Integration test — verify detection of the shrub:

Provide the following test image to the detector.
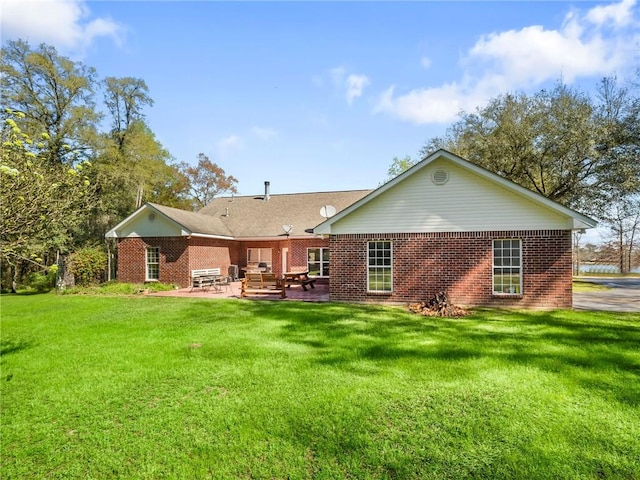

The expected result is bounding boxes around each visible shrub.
[67,246,107,286]
[27,272,52,292]
[26,265,58,293]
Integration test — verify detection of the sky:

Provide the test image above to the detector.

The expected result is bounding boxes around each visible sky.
[2,0,639,218]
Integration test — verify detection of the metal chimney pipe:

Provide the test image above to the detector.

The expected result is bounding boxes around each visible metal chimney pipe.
[264,181,270,201]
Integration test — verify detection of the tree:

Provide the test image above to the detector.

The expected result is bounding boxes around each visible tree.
[179,153,238,209]
[383,155,416,184]
[0,40,101,165]
[87,76,190,241]
[89,121,191,240]
[601,195,640,273]
[416,80,640,215]
[593,76,640,209]
[1,111,94,291]
[103,77,154,150]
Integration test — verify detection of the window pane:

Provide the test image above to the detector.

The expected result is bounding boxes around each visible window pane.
[368,241,392,292]
[493,239,521,294]
[146,247,159,280]
[308,248,329,277]
[248,248,272,269]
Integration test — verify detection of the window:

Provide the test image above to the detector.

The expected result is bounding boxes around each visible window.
[368,241,392,292]
[493,239,522,295]
[247,248,272,271]
[307,248,329,277]
[146,246,159,281]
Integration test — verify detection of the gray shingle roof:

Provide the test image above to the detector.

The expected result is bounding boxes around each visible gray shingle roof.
[197,190,372,237]
[147,203,234,237]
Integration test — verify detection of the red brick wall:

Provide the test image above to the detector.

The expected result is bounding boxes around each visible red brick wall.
[117,237,331,286]
[188,237,237,279]
[117,237,189,286]
[329,230,573,309]
[117,236,243,287]
[289,238,330,273]
[235,239,330,276]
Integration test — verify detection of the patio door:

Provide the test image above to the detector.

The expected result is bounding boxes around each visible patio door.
[282,247,288,273]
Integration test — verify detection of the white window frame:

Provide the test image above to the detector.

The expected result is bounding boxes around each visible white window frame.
[146,246,160,281]
[247,248,272,271]
[307,247,329,277]
[492,239,522,295]
[367,241,393,293]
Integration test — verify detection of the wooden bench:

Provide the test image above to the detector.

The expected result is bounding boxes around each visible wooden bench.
[241,272,286,299]
[190,268,221,292]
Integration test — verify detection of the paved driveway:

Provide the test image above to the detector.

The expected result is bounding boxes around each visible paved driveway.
[574,277,640,313]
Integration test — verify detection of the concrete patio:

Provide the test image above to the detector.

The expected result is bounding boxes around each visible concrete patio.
[148,276,640,313]
[148,281,329,302]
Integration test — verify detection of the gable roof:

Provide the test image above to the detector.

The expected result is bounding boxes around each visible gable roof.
[105,190,372,239]
[313,149,597,234]
[199,189,372,238]
[105,203,234,239]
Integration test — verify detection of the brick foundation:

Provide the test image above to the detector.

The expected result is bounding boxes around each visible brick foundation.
[329,230,573,309]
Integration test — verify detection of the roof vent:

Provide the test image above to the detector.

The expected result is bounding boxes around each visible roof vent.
[264,181,270,201]
[432,169,449,186]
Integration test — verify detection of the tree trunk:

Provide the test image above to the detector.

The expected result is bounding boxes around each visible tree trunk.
[11,263,17,294]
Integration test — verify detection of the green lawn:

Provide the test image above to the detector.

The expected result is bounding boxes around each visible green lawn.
[2,295,639,479]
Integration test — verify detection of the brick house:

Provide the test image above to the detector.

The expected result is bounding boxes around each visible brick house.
[107,150,596,308]
[106,186,371,288]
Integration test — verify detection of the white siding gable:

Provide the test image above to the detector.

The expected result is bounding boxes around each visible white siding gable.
[113,209,188,238]
[329,158,573,234]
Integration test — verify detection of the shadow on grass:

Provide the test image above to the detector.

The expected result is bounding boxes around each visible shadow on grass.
[168,298,640,405]
[232,301,640,405]
[0,337,33,357]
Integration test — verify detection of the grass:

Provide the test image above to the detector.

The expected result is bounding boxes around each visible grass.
[1,295,639,479]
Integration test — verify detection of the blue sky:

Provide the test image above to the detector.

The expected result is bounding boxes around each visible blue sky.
[2,0,639,205]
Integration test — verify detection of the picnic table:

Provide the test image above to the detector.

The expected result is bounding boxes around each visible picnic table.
[283,271,317,291]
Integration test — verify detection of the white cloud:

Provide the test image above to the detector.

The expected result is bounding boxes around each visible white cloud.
[252,127,278,140]
[1,0,123,55]
[325,66,370,104]
[217,135,243,156]
[345,74,371,105]
[375,84,480,124]
[376,0,639,125]
[586,0,636,27]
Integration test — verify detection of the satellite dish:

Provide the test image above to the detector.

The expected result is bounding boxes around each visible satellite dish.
[281,224,293,235]
[320,205,336,218]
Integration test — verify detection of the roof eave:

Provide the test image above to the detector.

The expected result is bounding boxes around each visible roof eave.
[313,149,598,234]
[190,233,235,240]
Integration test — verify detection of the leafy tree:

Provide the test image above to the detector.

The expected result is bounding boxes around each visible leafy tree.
[179,153,238,209]
[104,76,154,150]
[415,80,639,216]
[1,111,94,291]
[89,121,190,240]
[383,155,415,184]
[0,40,101,165]
[593,76,640,208]
[600,195,640,273]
